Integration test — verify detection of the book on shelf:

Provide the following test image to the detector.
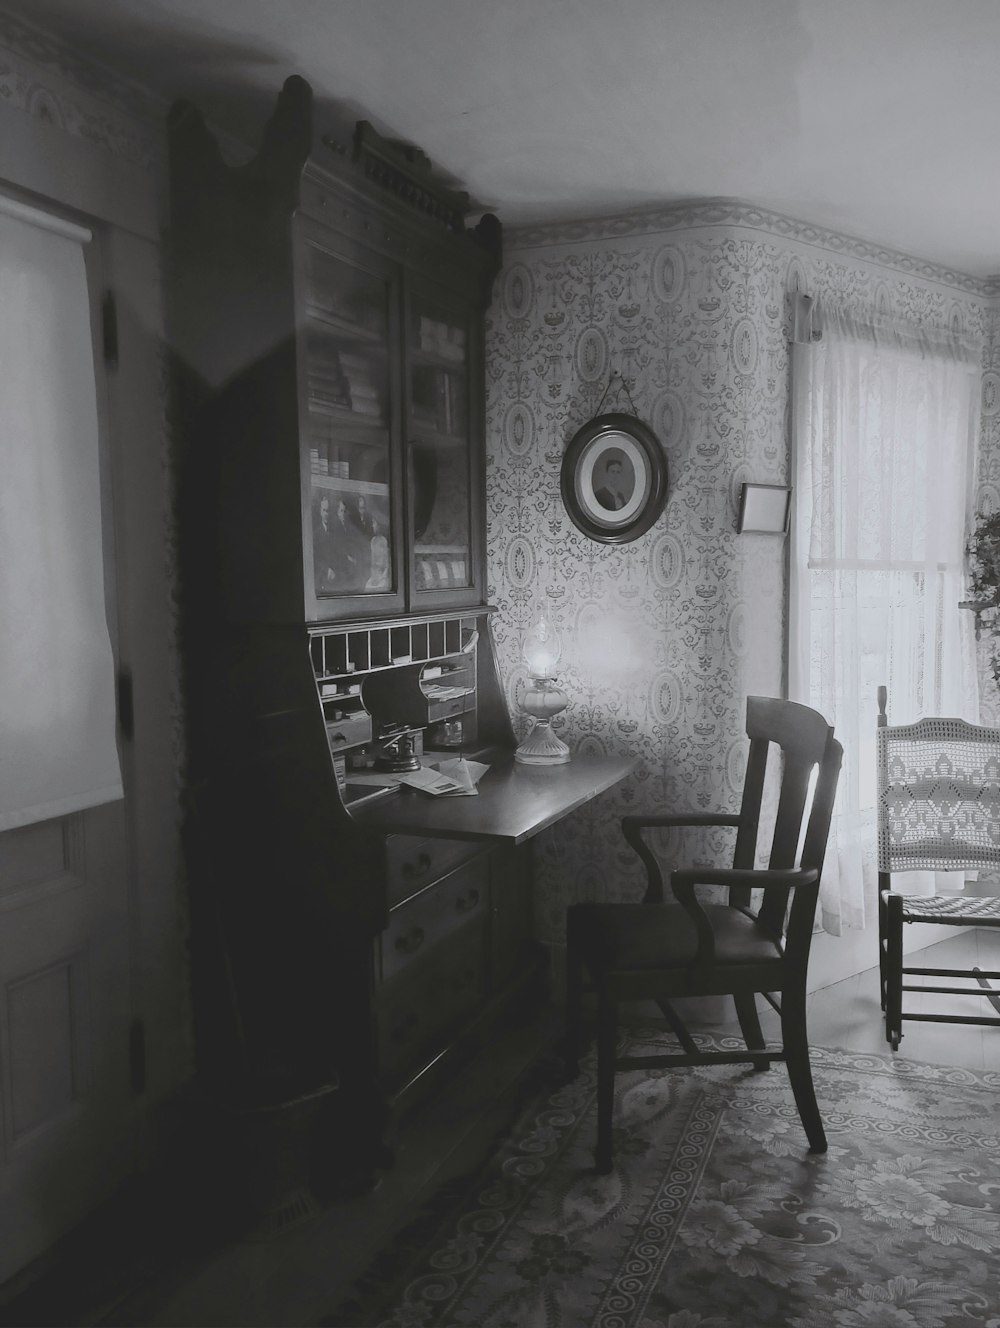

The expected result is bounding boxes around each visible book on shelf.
[338,348,380,371]
[447,374,467,433]
[310,391,353,411]
[347,388,381,407]
[306,293,381,337]
[308,368,350,387]
[423,683,473,700]
[350,399,382,419]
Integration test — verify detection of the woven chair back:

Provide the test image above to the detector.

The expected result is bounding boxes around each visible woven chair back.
[876,715,1000,874]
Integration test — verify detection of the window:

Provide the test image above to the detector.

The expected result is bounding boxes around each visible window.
[789,297,981,932]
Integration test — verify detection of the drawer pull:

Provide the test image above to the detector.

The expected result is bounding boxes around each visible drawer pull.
[402,852,432,880]
[454,888,481,915]
[394,926,425,956]
[330,731,348,744]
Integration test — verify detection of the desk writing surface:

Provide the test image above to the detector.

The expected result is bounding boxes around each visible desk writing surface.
[351,752,636,844]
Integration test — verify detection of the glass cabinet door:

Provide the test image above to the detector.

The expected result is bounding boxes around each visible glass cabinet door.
[299,234,402,612]
[407,285,479,603]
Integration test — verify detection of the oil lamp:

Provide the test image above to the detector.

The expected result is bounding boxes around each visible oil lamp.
[514,603,570,765]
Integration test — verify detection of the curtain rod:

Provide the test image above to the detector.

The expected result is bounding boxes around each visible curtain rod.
[0,192,91,243]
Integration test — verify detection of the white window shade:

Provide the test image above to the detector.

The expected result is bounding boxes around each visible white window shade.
[0,201,123,830]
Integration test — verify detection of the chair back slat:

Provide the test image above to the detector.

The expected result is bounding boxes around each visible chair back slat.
[762,733,843,938]
[769,751,819,870]
[731,697,835,921]
[732,738,768,876]
[801,735,843,875]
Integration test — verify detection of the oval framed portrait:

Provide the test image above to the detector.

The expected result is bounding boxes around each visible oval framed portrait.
[560,413,668,544]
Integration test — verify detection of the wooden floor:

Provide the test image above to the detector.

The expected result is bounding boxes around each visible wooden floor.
[783,926,1000,1072]
[4,929,998,1328]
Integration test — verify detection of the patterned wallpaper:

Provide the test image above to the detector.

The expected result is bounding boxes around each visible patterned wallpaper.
[0,6,162,167]
[484,202,997,948]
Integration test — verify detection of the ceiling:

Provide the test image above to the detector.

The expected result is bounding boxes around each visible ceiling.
[10,0,1000,276]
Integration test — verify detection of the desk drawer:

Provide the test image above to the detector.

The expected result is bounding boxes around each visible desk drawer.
[325,711,372,751]
[425,692,475,724]
[376,925,487,1086]
[379,858,487,982]
[385,834,484,910]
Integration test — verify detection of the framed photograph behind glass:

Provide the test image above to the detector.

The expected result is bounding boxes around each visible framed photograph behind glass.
[311,478,391,595]
[560,413,668,544]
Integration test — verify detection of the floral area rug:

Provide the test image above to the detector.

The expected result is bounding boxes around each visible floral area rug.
[326,1034,1000,1328]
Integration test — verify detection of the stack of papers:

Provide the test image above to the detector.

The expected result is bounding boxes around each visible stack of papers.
[397,757,489,797]
[348,757,489,797]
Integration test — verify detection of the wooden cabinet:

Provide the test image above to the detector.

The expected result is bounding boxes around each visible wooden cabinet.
[169,74,499,629]
[298,228,402,612]
[168,77,539,1192]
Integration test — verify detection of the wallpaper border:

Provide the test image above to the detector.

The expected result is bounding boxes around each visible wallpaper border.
[0,4,163,120]
[507,197,997,298]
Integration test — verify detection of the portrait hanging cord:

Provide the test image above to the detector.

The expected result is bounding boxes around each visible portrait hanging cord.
[592,368,640,420]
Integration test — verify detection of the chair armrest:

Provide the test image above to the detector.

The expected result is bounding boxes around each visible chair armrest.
[670,867,820,966]
[621,814,741,903]
[671,867,820,892]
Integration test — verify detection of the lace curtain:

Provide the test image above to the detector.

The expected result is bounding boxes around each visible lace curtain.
[789,297,981,934]
[0,200,123,830]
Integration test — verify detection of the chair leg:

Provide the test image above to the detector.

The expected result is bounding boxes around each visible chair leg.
[877,879,889,1011]
[781,984,826,1153]
[565,933,584,1081]
[734,992,770,1070]
[655,997,699,1055]
[973,968,1000,1017]
[884,892,904,1052]
[595,988,617,1174]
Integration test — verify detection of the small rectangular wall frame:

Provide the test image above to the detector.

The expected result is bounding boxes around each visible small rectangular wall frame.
[737,483,792,534]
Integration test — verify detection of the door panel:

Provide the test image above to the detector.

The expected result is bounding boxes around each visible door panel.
[0,800,132,1284]
[7,958,86,1141]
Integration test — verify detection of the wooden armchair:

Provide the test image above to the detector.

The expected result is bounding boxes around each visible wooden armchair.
[566,696,842,1173]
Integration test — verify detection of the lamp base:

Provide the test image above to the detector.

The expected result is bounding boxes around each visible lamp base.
[514,719,571,765]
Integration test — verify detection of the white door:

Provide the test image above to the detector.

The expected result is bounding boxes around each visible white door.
[0,801,133,1284]
[0,196,135,1286]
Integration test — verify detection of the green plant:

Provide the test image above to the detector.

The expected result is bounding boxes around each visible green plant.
[964,510,1000,689]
